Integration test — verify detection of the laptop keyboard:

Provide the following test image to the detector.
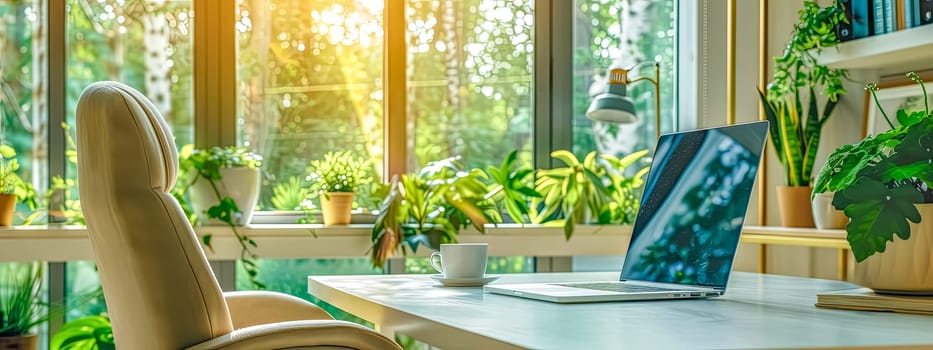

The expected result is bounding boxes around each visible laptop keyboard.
[554,282,688,293]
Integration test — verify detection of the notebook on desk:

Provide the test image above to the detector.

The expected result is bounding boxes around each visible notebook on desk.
[485,121,769,303]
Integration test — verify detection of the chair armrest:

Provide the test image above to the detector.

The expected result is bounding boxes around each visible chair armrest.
[185,320,401,350]
[224,291,333,329]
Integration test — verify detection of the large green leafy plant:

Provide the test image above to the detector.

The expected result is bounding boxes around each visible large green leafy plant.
[51,315,115,350]
[531,150,648,239]
[813,72,933,262]
[370,157,499,267]
[370,150,649,268]
[176,145,265,288]
[761,0,846,186]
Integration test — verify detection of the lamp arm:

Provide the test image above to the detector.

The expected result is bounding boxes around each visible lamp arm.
[622,63,662,140]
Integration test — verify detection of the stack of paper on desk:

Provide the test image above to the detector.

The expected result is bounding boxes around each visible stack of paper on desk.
[817,288,933,315]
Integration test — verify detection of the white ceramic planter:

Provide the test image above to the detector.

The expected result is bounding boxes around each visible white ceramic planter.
[189,167,260,226]
[811,192,848,229]
[854,203,933,295]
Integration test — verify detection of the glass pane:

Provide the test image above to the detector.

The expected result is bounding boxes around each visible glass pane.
[236,258,382,326]
[65,0,195,220]
[65,261,107,321]
[0,1,46,224]
[407,0,534,170]
[237,0,385,211]
[572,0,676,157]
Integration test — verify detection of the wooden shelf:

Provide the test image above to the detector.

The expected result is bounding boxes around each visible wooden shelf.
[812,25,933,72]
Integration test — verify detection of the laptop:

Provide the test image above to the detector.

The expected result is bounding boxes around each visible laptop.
[485,121,769,303]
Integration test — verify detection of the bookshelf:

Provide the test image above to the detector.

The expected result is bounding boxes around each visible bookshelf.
[812,24,933,74]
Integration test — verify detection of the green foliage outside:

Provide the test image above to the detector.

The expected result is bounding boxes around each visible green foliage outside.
[814,73,933,262]
[572,0,676,157]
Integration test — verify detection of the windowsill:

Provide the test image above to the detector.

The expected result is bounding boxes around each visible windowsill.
[0,223,633,262]
[0,223,847,263]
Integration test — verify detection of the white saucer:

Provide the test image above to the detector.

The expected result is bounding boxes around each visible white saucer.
[430,274,500,287]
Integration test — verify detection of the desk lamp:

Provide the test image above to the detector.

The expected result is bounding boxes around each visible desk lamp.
[586,61,661,139]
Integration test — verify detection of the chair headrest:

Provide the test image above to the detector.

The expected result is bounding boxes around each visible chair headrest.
[76,81,178,192]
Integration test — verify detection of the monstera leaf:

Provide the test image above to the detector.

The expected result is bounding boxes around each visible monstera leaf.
[833,178,923,262]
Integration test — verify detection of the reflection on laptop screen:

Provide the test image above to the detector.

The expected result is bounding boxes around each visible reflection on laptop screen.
[620,122,768,289]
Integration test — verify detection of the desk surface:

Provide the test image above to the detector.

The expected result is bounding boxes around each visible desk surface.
[308,272,933,350]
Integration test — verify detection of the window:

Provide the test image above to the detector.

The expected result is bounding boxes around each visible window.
[407,0,534,170]
[236,0,385,211]
[571,0,676,157]
[0,0,45,222]
[65,0,195,193]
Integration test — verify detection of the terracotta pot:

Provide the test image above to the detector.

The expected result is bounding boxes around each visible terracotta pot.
[189,167,261,226]
[811,192,848,229]
[320,192,354,225]
[854,203,933,295]
[776,186,814,227]
[0,335,38,350]
[0,193,15,226]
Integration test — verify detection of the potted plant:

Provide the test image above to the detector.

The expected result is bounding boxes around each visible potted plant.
[813,72,933,294]
[307,151,369,225]
[0,263,46,350]
[51,315,114,350]
[759,0,847,227]
[0,146,34,226]
[483,150,540,224]
[370,156,498,268]
[176,144,265,289]
[531,150,648,239]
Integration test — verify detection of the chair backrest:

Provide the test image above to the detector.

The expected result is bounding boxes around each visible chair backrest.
[76,82,233,349]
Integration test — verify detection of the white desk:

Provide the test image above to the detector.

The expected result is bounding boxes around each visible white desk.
[308,272,933,349]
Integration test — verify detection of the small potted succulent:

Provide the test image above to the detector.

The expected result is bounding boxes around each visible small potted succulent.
[813,72,933,294]
[307,151,369,225]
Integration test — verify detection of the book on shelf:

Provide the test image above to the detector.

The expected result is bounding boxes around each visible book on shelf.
[816,287,933,315]
[839,0,875,41]
[922,0,933,24]
[839,0,933,42]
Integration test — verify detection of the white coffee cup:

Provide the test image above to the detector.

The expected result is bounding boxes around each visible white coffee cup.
[430,243,488,278]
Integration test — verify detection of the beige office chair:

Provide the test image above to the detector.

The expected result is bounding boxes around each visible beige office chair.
[75,81,401,350]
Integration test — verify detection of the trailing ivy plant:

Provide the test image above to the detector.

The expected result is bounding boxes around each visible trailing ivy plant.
[813,72,933,262]
[176,145,265,289]
[762,0,847,187]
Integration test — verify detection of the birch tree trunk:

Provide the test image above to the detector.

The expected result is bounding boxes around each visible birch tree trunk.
[243,0,270,155]
[442,0,462,157]
[143,0,173,118]
[592,0,654,156]
[31,0,48,188]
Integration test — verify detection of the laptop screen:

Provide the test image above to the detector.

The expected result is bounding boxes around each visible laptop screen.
[620,121,768,289]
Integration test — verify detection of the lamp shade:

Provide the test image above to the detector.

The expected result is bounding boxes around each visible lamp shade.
[586,93,638,123]
[586,68,639,124]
